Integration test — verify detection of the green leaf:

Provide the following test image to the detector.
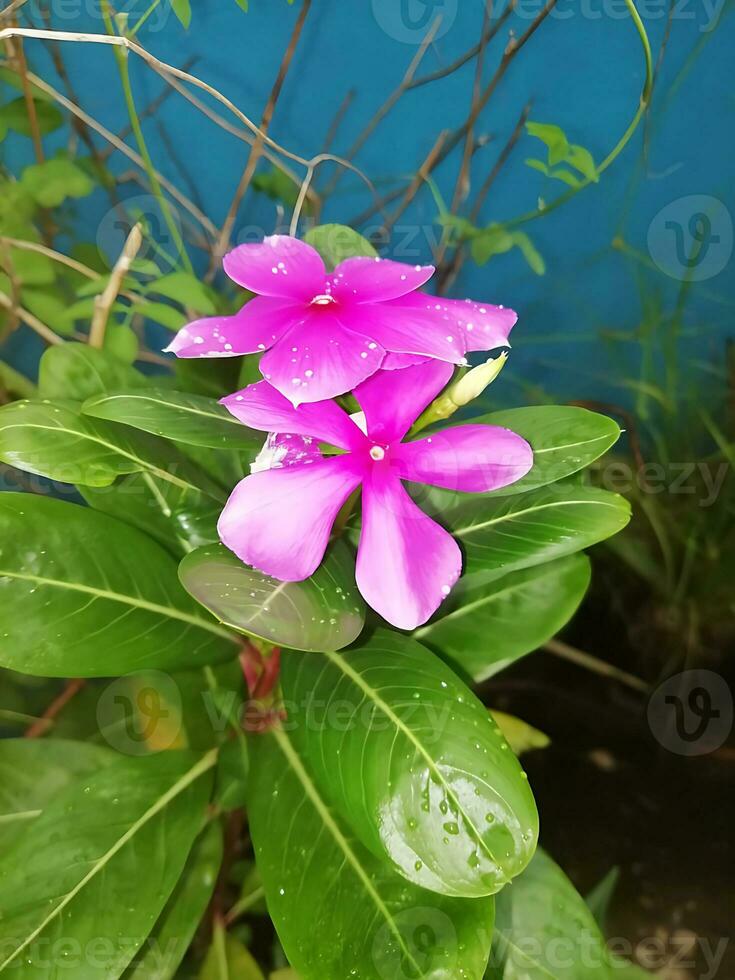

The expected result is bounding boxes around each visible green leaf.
[303,224,377,269]
[0,749,216,977]
[526,121,569,165]
[0,399,226,496]
[585,866,620,933]
[171,0,192,27]
[0,67,54,102]
[415,555,591,681]
[38,342,147,401]
[512,231,545,275]
[178,540,365,652]
[80,471,220,558]
[567,143,599,182]
[0,493,237,676]
[135,299,188,331]
[248,725,495,980]
[145,272,216,314]
[199,923,265,980]
[82,387,263,451]
[281,631,538,898]
[490,711,550,755]
[19,287,74,334]
[0,739,114,850]
[441,483,631,580]
[21,157,95,207]
[0,97,63,138]
[124,820,223,980]
[252,167,306,211]
[105,323,140,363]
[492,848,648,978]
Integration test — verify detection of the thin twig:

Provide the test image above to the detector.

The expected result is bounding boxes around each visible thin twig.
[89,221,142,348]
[5,31,43,162]
[382,130,449,238]
[0,289,62,345]
[544,638,650,693]
[24,679,86,738]
[209,0,311,276]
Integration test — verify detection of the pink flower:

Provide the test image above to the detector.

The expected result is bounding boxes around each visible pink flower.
[165,235,516,406]
[217,361,533,630]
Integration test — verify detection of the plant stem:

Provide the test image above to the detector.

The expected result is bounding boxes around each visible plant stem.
[89,221,142,347]
[100,2,193,272]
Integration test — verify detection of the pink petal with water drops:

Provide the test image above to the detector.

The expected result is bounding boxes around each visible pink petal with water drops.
[222,235,326,301]
[356,467,462,630]
[437,297,518,352]
[381,352,431,370]
[329,256,434,304]
[394,424,533,493]
[352,361,454,443]
[260,312,385,406]
[221,380,363,451]
[164,296,297,358]
[337,302,466,365]
[250,432,323,472]
[217,457,363,581]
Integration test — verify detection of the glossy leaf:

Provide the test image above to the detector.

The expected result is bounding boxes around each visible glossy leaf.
[124,821,223,980]
[492,849,648,978]
[441,483,631,580]
[304,223,377,269]
[80,471,220,558]
[0,739,114,850]
[249,725,495,980]
[38,342,147,401]
[415,555,591,680]
[280,630,538,897]
[82,387,262,451]
[0,749,216,978]
[0,399,225,497]
[0,493,237,676]
[179,540,365,652]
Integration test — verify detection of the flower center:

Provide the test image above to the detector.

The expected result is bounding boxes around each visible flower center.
[369,445,386,462]
[310,293,335,306]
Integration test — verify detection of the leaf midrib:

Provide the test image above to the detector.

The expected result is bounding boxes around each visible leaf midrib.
[0,749,218,972]
[323,648,510,885]
[453,496,625,539]
[85,391,247,430]
[0,568,237,642]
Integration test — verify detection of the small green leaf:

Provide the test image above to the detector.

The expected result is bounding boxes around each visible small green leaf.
[0,493,237,676]
[171,0,192,28]
[82,387,263,451]
[19,287,74,334]
[281,631,538,897]
[21,157,95,207]
[249,726,495,980]
[490,710,550,755]
[38,342,147,400]
[135,299,188,330]
[253,167,305,210]
[304,224,377,270]
[179,540,365,652]
[199,923,265,980]
[416,554,591,681]
[511,230,545,274]
[0,97,63,138]
[526,121,569,165]
[104,323,139,363]
[146,272,216,314]
[567,143,599,182]
[0,750,216,976]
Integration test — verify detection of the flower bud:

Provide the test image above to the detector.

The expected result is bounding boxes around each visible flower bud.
[445,351,508,408]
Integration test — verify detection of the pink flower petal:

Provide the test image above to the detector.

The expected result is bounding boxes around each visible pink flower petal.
[260,311,385,406]
[336,301,466,364]
[394,424,533,492]
[381,352,431,370]
[352,361,454,442]
[218,457,363,581]
[164,296,297,358]
[222,235,325,301]
[356,468,461,629]
[221,380,363,451]
[330,256,434,304]
[437,297,517,352]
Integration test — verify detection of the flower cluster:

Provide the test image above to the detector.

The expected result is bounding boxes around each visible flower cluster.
[167,235,533,629]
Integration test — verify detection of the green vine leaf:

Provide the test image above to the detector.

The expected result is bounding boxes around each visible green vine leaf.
[304,224,377,269]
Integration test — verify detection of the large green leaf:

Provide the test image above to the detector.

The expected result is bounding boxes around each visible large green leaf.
[280,631,537,897]
[0,739,114,850]
[80,471,220,558]
[0,493,237,676]
[0,749,216,978]
[415,554,591,680]
[124,820,223,980]
[0,400,225,497]
[178,541,365,652]
[38,342,147,401]
[491,849,650,978]
[82,388,262,452]
[440,483,630,579]
[248,726,495,980]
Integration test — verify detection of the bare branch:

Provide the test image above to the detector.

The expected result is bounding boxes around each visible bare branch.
[89,222,142,348]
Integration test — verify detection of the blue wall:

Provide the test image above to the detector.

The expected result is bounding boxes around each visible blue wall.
[4,0,734,406]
